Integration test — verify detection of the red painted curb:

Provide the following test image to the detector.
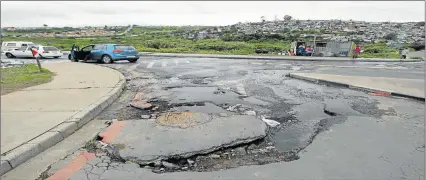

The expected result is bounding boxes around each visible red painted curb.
[98,121,126,144]
[47,152,96,180]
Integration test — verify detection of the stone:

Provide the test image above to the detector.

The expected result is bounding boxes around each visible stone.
[153,160,162,167]
[235,147,247,154]
[219,113,228,117]
[181,166,189,171]
[187,159,195,165]
[209,154,220,159]
[151,114,158,118]
[244,110,256,116]
[247,144,257,150]
[160,168,165,171]
[130,101,152,110]
[162,161,179,169]
[141,115,151,119]
[265,146,275,150]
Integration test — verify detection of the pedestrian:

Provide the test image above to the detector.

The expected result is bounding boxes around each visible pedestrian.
[352,45,361,59]
[298,45,305,56]
[400,48,409,59]
[305,46,313,56]
[30,46,43,72]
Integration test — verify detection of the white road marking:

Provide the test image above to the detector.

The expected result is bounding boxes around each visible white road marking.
[175,60,179,66]
[291,66,301,71]
[185,60,190,63]
[162,61,167,67]
[147,62,155,68]
[251,62,263,65]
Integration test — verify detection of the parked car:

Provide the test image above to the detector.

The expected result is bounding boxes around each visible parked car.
[68,44,140,63]
[4,44,63,58]
[1,41,34,53]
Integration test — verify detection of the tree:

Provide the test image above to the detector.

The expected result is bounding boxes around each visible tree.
[283,15,292,21]
[260,16,266,23]
[43,24,48,28]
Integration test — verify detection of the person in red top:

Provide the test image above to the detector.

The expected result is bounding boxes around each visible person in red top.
[353,45,361,59]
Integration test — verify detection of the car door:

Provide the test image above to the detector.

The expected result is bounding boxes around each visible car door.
[90,44,104,60]
[12,46,28,57]
[79,45,94,60]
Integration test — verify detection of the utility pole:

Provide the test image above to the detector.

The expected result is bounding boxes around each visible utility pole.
[312,34,316,57]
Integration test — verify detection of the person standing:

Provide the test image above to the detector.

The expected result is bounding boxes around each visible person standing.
[30,46,43,72]
[353,45,361,59]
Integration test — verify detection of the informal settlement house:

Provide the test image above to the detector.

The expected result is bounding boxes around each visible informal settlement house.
[291,41,355,57]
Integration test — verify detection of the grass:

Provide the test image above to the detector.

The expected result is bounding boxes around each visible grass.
[1,64,54,95]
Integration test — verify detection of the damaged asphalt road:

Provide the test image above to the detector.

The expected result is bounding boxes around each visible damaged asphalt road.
[41,57,424,180]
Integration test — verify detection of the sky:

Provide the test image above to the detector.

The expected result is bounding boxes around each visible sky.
[1,1,425,27]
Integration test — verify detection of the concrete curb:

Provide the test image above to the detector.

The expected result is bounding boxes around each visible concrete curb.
[140,53,424,62]
[288,73,425,101]
[0,64,126,176]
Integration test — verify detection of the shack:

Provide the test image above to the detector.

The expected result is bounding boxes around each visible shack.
[291,41,355,57]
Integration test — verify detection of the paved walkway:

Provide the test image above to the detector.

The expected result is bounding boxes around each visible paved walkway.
[1,62,125,174]
[289,73,424,100]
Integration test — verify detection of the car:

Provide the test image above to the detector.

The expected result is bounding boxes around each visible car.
[69,44,140,63]
[4,44,63,59]
[1,41,34,53]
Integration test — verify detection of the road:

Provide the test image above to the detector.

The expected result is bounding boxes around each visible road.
[2,57,424,180]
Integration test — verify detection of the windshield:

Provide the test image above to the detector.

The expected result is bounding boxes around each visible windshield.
[43,46,59,51]
[114,45,136,50]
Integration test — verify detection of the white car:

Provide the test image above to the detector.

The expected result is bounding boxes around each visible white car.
[4,44,63,59]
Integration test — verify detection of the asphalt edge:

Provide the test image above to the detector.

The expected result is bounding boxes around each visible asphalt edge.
[0,64,126,176]
[287,73,425,101]
[140,53,423,62]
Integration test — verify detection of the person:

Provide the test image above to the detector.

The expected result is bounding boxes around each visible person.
[289,49,294,56]
[305,46,313,56]
[353,45,361,59]
[298,44,305,56]
[30,46,43,72]
[400,48,409,59]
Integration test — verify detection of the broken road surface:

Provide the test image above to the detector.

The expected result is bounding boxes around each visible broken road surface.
[5,57,423,180]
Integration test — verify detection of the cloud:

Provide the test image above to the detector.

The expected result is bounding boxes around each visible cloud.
[1,1,424,27]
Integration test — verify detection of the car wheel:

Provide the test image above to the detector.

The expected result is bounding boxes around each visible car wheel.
[68,54,71,60]
[102,55,113,64]
[128,59,138,63]
[5,53,15,58]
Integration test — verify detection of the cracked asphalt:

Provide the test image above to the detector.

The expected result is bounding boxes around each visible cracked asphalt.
[38,57,424,180]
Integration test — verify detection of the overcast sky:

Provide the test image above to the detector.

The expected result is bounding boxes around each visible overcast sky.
[1,1,425,27]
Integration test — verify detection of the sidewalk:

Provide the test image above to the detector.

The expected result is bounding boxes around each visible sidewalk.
[0,62,125,175]
[288,73,424,100]
[140,53,424,62]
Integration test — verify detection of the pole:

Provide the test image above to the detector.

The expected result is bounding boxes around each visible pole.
[35,55,43,72]
[311,34,316,57]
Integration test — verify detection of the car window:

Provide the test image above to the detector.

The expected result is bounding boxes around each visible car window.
[93,44,104,50]
[19,46,27,51]
[6,43,16,47]
[114,45,136,50]
[82,45,93,51]
[102,45,107,50]
[44,47,59,51]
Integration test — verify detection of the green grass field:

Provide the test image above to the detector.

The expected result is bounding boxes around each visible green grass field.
[1,34,406,59]
[1,64,54,95]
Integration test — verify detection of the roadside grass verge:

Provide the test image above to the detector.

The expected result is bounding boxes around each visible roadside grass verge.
[1,64,54,95]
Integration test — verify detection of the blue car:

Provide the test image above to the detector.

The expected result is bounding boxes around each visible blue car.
[69,44,140,63]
